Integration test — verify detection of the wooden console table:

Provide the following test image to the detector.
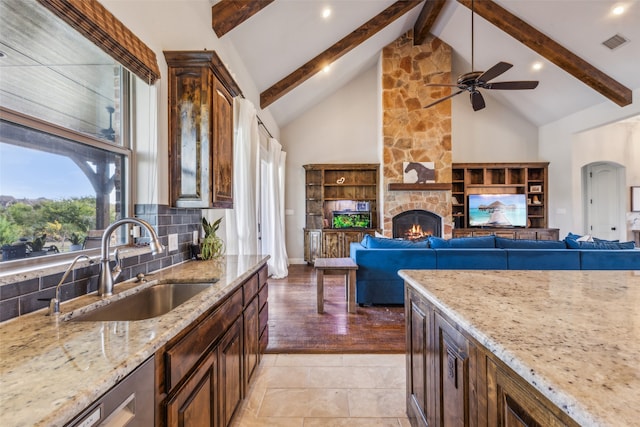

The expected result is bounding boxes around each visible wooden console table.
[314,257,358,314]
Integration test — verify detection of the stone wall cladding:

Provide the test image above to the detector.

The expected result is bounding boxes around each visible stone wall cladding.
[382,31,453,238]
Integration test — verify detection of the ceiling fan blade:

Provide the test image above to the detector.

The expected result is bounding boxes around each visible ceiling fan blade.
[486,81,539,90]
[477,62,512,83]
[425,83,463,88]
[423,90,464,109]
[470,91,485,111]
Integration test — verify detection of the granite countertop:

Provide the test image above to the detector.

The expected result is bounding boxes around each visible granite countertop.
[399,269,640,427]
[0,255,268,427]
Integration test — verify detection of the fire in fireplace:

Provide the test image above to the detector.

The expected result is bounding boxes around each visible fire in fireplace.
[392,210,442,241]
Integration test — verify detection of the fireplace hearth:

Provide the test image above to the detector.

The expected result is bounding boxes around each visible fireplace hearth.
[392,209,442,241]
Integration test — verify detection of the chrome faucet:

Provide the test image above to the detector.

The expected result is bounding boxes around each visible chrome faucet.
[98,218,165,297]
[49,255,94,316]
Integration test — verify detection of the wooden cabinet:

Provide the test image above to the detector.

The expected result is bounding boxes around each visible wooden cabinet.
[405,285,579,427]
[158,264,268,427]
[452,162,550,230]
[452,228,559,240]
[166,350,219,427]
[165,51,241,209]
[303,163,380,263]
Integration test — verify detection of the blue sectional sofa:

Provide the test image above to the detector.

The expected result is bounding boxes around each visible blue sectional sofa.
[349,234,640,305]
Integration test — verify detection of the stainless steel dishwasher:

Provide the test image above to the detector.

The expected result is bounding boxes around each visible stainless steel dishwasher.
[66,355,154,427]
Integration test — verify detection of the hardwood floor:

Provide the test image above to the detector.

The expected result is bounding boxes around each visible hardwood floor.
[265,264,405,354]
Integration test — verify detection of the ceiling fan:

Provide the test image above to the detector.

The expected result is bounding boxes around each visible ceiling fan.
[424,0,539,111]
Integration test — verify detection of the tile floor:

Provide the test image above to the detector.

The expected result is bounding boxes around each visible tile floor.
[231,353,411,427]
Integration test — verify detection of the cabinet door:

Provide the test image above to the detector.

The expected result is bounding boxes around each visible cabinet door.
[322,231,341,258]
[304,229,322,264]
[405,288,434,427]
[487,360,570,427]
[244,296,260,390]
[211,76,234,208]
[166,350,219,427]
[168,66,211,208]
[435,313,479,427]
[219,318,243,427]
[342,231,363,257]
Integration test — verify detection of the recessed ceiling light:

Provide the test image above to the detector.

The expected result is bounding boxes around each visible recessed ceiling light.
[323,65,331,73]
[532,62,543,71]
[612,5,625,15]
[322,7,331,19]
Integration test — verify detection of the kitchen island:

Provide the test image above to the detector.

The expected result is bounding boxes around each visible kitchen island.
[0,255,268,427]
[399,269,640,427]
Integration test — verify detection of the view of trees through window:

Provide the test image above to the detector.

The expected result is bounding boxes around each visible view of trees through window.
[0,120,126,262]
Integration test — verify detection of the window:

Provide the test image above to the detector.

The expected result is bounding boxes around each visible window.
[0,0,139,263]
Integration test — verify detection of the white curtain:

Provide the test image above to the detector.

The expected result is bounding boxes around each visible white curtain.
[226,97,260,255]
[262,138,289,278]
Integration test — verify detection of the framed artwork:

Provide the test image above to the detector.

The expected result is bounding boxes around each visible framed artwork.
[403,162,435,184]
[632,186,640,212]
[530,185,542,193]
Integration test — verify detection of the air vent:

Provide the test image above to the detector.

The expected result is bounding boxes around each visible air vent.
[602,34,628,50]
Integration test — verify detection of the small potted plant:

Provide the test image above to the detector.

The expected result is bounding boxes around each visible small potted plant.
[27,234,47,257]
[200,217,224,260]
[69,233,84,251]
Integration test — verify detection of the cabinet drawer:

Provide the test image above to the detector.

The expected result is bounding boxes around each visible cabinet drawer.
[243,275,259,305]
[258,265,268,288]
[259,301,268,337]
[258,283,268,311]
[165,288,242,391]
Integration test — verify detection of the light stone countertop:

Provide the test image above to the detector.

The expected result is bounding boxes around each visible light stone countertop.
[398,269,640,427]
[0,255,269,427]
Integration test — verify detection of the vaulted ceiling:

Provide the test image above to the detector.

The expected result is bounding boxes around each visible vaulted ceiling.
[216,0,639,127]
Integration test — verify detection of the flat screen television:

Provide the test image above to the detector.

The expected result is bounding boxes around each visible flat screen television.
[468,194,527,227]
[332,211,371,229]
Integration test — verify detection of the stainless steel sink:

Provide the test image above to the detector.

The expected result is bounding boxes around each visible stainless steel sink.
[71,282,213,321]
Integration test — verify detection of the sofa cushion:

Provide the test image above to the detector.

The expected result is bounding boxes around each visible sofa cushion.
[580,250,640,269]
[496,237,566,250]
[506,249,580,270]
[565,238,635,250]
[429,235,496,248]
[434,248,507,269]
[361,234,428,249]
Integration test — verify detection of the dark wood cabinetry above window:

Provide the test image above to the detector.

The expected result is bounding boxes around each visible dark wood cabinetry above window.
[164,51,241,208]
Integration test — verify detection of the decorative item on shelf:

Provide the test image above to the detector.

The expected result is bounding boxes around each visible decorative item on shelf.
[530,185,542,192]
[452,196,459,205]
[403,161,435,184]
[527,198,532,205]
[336,176,345,184]
[532,195,541,204]
[200,217,225,260]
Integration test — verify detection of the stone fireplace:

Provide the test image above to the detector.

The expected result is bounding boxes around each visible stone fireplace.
[381,31,453,238]
[392,209,442,240]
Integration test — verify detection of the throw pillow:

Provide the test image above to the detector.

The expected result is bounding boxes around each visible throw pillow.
[495,237,566,250]
[361,234,428,249]
[564,239,635,250]
[429,235,496,248]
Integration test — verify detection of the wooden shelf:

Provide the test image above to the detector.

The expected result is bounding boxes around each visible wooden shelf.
[388,183,453,191]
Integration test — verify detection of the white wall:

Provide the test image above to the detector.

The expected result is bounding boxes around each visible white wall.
[281,65,381,263]
[540,88,640,239]
[102,0,280,207]
[450,52,539,163]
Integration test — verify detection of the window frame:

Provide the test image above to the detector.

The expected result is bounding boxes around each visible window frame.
[0,103,133,269]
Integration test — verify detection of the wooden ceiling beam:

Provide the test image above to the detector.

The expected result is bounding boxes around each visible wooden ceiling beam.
[260,0,422,109]
[457,0,632,107]
[211,0,274,37]
[413,0,447,45]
